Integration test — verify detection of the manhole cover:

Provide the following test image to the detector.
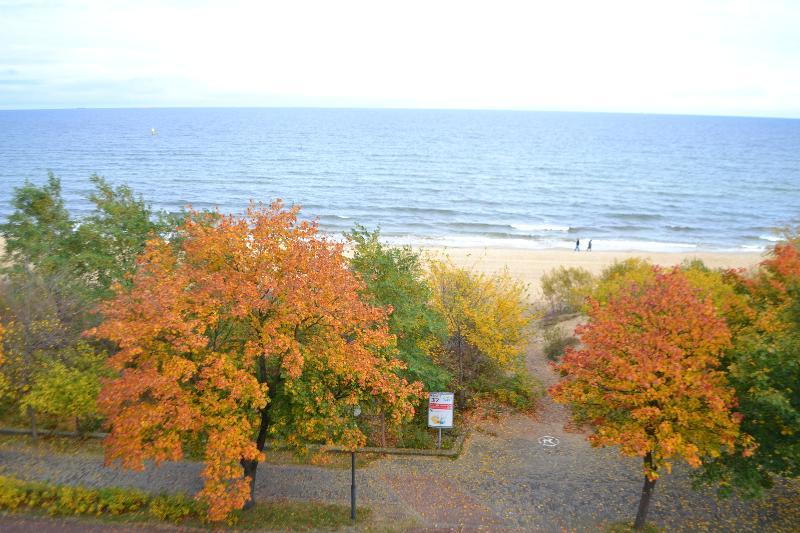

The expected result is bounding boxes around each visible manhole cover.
[537,435,560,447]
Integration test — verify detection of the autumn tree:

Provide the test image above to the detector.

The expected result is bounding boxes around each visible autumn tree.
[589,258,654,308]
[591,257,749,322]
[428,260,533,406]
[0,268,97,436]
[0,174,179,434]
[697,238,800,497]
[551,267,747,530]
[346,225,450,391]
[1,173,177,298]
[90,203,422,521]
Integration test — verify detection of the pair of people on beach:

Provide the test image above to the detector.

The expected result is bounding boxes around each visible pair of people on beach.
[575,238,592,251]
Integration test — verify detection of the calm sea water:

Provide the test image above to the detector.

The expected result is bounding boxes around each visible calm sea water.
[1,108,798,252]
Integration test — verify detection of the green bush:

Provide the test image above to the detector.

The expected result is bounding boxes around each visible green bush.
[149,493,201,523]
[472,370,541,412]
[540,266,594,314]
[488,371,541,411]
[392,410,461,450]
[0,475,196,522]
[395,418,436,449]
[0,474,365,528]
[542,326,580,361]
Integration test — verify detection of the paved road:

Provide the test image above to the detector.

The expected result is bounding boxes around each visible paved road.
[1,320,798,531]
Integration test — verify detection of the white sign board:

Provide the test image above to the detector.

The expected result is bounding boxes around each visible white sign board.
[428,392,454,428]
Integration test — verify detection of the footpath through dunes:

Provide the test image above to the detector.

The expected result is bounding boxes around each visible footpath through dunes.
[2,320,799,531]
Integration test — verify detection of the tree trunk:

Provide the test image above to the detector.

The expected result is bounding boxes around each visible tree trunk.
[633,453,657,530]
[241,404,271,510]
[457,333,464,387]
[380,413,386,448]
[27,406,38,440]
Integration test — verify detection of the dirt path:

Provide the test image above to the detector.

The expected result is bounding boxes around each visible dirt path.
[1,320,798,531]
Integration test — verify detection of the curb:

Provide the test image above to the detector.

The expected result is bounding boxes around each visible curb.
[0,426,471,458]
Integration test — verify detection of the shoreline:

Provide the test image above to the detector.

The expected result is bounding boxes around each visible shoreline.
[420,247,764,295]
[0,234,766,295]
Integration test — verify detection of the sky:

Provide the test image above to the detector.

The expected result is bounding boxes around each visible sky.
[1,0,799,117]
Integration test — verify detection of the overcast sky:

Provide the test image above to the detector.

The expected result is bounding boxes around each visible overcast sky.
[1,0,799,117]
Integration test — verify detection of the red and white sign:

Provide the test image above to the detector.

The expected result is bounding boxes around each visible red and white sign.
[428,392,454,428]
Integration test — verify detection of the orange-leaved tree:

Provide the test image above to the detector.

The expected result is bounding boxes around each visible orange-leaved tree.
[90,202,423,521]
[550,267,747,530]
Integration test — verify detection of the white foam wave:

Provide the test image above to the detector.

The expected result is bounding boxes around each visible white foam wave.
[511,223,570,232]
[376,235,710,253]
[588,240,698,253]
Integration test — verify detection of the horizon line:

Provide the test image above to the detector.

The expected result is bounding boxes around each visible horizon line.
[0,104,798,121]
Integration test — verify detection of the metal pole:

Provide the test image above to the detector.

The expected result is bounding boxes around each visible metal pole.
[350,451,356,521]
[438,428,442,449]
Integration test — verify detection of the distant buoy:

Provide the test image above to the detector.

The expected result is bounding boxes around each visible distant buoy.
[151,128,157,136]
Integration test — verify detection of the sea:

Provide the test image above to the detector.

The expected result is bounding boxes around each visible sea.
[1,108,798,252]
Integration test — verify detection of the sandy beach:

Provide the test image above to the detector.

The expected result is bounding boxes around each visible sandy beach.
[0,233,764,300]
[422,247,764,298]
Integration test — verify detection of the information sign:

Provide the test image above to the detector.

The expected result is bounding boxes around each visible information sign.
[427,392,454,428]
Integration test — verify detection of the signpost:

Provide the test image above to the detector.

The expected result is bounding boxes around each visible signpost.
[427,392,454,448]
[351,405,361,521]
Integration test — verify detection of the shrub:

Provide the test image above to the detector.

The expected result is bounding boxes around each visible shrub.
[149,493,202,523]
[542,326,580,361]
[0,474,363,529]
[19,341,109,429]
[540,266,594,314]
[473,370,541,412]
[0,475,195,522]
[0,476,27,511]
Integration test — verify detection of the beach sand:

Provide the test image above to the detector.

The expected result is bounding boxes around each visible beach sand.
[0,233,764,301]
[421,247,764,298]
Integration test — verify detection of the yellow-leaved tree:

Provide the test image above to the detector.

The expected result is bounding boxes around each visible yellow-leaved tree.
[427,260,534,406]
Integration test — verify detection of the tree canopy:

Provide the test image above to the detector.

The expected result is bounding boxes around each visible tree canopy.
[551,267,748,528]
[697,239,800,497]
[91,202,423,520]
[346,225,450,391]
[427,260,533,404]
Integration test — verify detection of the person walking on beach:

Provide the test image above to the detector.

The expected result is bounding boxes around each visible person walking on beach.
[574,238,580,251]
[587,239,592,252]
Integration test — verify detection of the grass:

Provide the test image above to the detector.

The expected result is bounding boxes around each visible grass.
[0,433,105,456]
